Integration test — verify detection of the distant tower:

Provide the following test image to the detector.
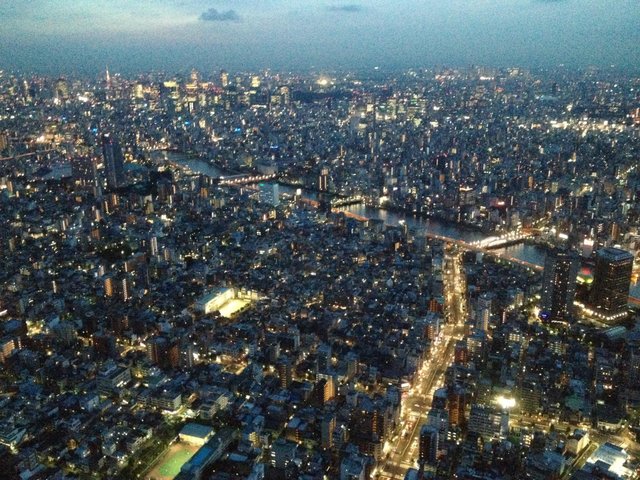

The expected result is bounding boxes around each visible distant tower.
[54,78,69,101]
[279,85,291,106]
[220,70,229,88]
[101,134,125,189]
[540,248,579,322]
[589,247,633,321]
[105,66,111,99]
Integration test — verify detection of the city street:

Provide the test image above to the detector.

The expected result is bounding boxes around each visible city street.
[376,249,467,479]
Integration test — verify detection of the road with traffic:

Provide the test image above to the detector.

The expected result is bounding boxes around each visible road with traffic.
[376,249,467,479]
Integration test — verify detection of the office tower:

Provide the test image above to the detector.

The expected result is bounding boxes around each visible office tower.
[101,134,125,189]
[589,247,633,320]
[540,248,579,322]
[419,424,439,467]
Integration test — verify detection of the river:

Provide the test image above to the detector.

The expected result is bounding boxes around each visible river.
[158,151,640,300]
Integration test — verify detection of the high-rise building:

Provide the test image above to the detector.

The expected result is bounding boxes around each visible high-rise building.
[321,413,336,449]
[419,424,439,467]
[475,293,492,332]
[319,167,329,192]
[589,247,633,321]
[540,248,579,322]
[101,134,125,189]
[54,78,69,101]
[220,70,229,88]
[277,357,293,389]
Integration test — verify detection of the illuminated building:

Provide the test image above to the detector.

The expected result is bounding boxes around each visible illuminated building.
[101,134,125,189]
[319,167,329,192]
[317,376,335,404]
[447,386,466,426]
[540,248,579,322]
[475,293,492,332]
[468,404,509,440]
[0,337,20,364]
[179,423,214,446]
[589,247,633,320]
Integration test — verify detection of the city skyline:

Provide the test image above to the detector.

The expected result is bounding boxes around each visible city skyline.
[1,1,640,476]
[1,0,639,74]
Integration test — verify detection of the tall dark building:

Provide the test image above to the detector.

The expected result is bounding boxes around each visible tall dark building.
[101,134,125,189]
[540,248,579,322]
[419,424,439,467]
[589,247,633,321]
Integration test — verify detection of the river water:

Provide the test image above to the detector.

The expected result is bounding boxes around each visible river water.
[159,151,640,299]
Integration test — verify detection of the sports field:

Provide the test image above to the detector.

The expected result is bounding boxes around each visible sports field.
[218,298,250,318]
[145,442,200,480]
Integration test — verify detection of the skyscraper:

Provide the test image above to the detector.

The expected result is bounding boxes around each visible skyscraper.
[589,247,633,321]
[540,248,579,322]
[101,134,125,189]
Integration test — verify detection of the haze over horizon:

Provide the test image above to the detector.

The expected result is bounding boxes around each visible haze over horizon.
[1,0,639,75]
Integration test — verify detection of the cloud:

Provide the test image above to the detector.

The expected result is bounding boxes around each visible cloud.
[326,4,363,13]
[199,8,240,22]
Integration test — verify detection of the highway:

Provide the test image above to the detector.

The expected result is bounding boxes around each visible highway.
[375,249,467,480]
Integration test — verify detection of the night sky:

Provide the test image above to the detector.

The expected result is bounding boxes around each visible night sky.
[1,0,638,74]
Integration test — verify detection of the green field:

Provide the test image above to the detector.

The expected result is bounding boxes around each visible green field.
[146,442,200,480]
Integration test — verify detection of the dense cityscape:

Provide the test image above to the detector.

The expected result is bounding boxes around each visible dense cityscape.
[0,66,639,480]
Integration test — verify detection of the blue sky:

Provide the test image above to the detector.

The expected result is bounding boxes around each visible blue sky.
[0,0,638,74]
